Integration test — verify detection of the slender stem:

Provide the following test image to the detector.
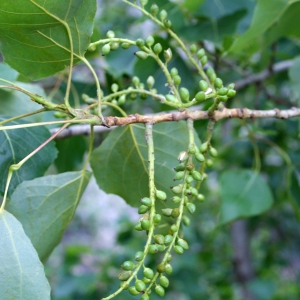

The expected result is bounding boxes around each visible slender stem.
[0,109,47,126]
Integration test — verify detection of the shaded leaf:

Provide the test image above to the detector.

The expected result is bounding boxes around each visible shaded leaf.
[91,121,200,207]
[0,117,57,196]
[290,169,300,208]
[289,56,300,104]
[7,171,92,261]
[220,169,274,224]
[0,62,18,81]
[0,210,50,300]
[0,0,96,79]
[182,0,205,12]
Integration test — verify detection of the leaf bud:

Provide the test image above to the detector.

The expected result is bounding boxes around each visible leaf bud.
[156,263,166,273]
[135,251,144,261]
[173,75,181,86]
[180,87,189,101]
[128,286,140,295]
[217,87,228,96]
[195,152,205,162]
[174,245,184,255]
[164,234,173,244]
[197,48,205,59]
[153,214,162,224]
[118,270,132,281]
[199,80,209,92]
[156,190,167,201]
[164,48,172,62]
[144,268,154,279]
[171,208,180,218]
[150,3,159,16]
[195,91,206,102]
[135,280,146,292]
[162,208,172,217]
[177,238,189,250]
[160,9,168,21]
[171,185,183,194]
[154,43,162,54]
[154,234,165,245]
[163,19,172,28]
[101,44,111,55]
[227,89,236,97]
[146,76,155,89]
[135,51,148,60]
[146,35,155,46]
[106,30,115,38]
[209,146,218,157]
[186,203,196,214]
[121,261,135,271]
[178,151,189,162]
[121,42,131,49]
[155,285,165,297]
[141,219,151,230]
[190,44,197,53]
[214,78,223,88]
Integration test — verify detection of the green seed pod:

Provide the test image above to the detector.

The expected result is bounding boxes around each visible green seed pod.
[192,171,202,181]
[165,264,173,275]
[144,268,154,279]
[138,205,149,214]
[135,251,144,262]
[122,261,135,271]
[171,208,180,218]
[102,44,111,55]
[120,281,129,290]
[206,158,214,167]
[135,51,148,60]
[170,67,178,77]
[141,293,150,300]
[140,197,152,207]
[217,87,228,96]
[118,270,132,281]
[164,234,173,244]
[174,245,184,255]
[173,75,181,86]
[154,234,165,245]
[195,91,206,102]
[218,95,228,102]
[122,42,131,49]
[182,215,191,226]
[177,238,189,250]
[153,214,162,224]
[174,171,184,181]
[171,185,183,194]
[197,194,205,202]
[128,286,140,295]
[160,275,169,288]
[156,263,166,273]
[214,77,223,88]
[201,55,208,65]
[187,203,196,214]
[162,208,172,217]
[227,89,236,97]
[180,87,190,101]
[109,42,119,50]
[165,94,178,103]
[195,152,205,162]
[136,38,145,48]
[191,187,199,196]
[154,43,162,54]
[118,94,126,106]
[106,30,115,38]
[160,9,168,21]
[146,35,155,46]
[150,3,159,15]
[209,147,218,157]
[135,222,143,231]
[163,19,172,28]
[111,83,119,93]
[135,280,146,292]
[170,224,178,233]
[199,80,209,92]
[206,67,215,77]
[186,176,194,184]
[228,83,235,89]
[141,219,151,230]
[146,76,155,89]
[155,285,165,297]
[157,244,166,252]
[197,48,205,59]
[164,48,172,62]
[178,151,189,162]
[171,196,181,203]
[156,190,167,201]
[174,163,185,172]
[199,142,208,153]
[190,44,197,53]
[142,277,150,284]
[149,244,159,254]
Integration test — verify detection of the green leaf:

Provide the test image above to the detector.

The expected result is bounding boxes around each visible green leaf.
[220,169,274,224]
[91,121,200,207]
[182,0,205,12]
[6,171,92,261]
[229,0,296,53]
[0,210,50,299]
[290,169,300,209]
[0,0,97,79]
[0,117,57,196]
[0,62,18,81]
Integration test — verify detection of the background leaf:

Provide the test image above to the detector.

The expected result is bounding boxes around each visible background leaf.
[6,171,92,261]
[91,121,201,207]
[0,210,50,300]
[0,0,96,79]
[220,169,274,224]
[0,117,57,196]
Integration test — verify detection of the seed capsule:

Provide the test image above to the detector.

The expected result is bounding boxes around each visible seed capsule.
[164,234,173,244]
[154,234,165,245]
[178,151,189,162]
[227,89,236,97]
[160,9,168,21]
[140,197,152,207]
[174,171,184,180]
[135,51,148,60]
[171,208,180,218]
[106,30,115,38]
[135,251,144,262]
[153,214,162,224]
[171,196,181,203]
[156,263,166,273]
[156,190,167,201]
[150,3,159,15]
[154,43,162,54]
[162,208,172,217]
[197,48,205,59]
[121,42,131,49]
[180,87,190,101]
[155,285,165,297]
[164,48,173,62]
[171,185,183,194]
[144,268,154,279]
[186,203,196,214]
[174,245,184,255]
[192,171,202,181]
[195,91,206,102]
[165,264,173,275]
[199,80,209,92]
[149,244,159,254]
[136,38,145,48]
[128,286,140,295]
[160,275,169,288]
[209,147,218,157]
[135,280,146,292]
[141,219,151,230]
[146,35,154,46]
[190,44,197,53]
[195,152,205,162]
[163,19,172,28]
[102,44,111,55]
[147,76,155,89]
[215,78,223,88]
[118,270,132,281]
[121,261,135,271]
[177,238,189,250]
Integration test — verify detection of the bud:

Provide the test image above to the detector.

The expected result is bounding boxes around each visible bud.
[153,43,162,54]
[164,48,172,62]
[106,30,115,38]
[146,35,154,46]
[160,9,168,21]
[135,51,148,60]
[146,76,155,89]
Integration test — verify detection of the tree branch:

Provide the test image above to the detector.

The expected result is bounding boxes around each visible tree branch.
[51,107,300,139]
